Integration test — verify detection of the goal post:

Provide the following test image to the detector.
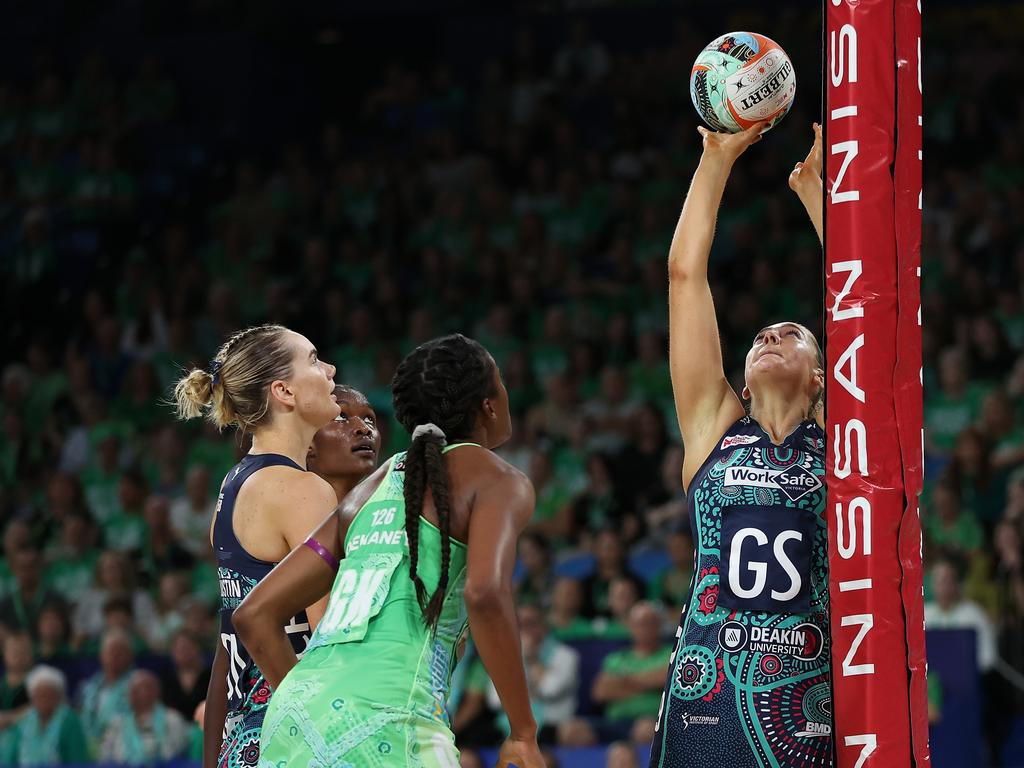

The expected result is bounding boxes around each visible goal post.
[825,0,930,765]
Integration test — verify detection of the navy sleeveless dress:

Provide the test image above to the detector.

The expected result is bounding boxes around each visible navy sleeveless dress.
[650,417,833,768]
[213,453,312,768]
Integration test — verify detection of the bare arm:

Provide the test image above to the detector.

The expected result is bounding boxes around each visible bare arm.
[234,513,341,689]
[202,641,229,768]
[790,122,826,430]
[670,123,766,487]
[465,470,538,741]
[789,123,824,245]
[276,475,340,628]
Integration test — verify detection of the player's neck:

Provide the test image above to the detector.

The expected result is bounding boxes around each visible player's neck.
[324,474,359,504]
[250,421,316,469]
[749,393,807,444]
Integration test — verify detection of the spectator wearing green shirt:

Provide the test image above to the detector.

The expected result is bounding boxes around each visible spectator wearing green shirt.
[98,670,190,764]
[34,606,73,667]
[0,633,32,737]
[947,427,1008,530]
[527,373,579,446]
[72,551,157,646]
[515,533,555,611]
[562,602,672,746]
[593,602,670,738]
[581,367,637,455]
[928,672,943,724]
[923,481,984,555]
[627,332,673,406]
[580,530,646,618]
[979,389,1024,471]
[0,550,66,645]
[110,361,163,435]
[101,469,149,553]
[169,465,216,558]
[925,347,992,457]
[525,451,573,543]
[80,431,124,526]
[548,577,595,641]
[485,604,580,744]
[43,509,100,603]
[4,665,89,766]
[650,528,694,610]
[138,495,194,591]
[589,577,641,641]
[77,629,134,749]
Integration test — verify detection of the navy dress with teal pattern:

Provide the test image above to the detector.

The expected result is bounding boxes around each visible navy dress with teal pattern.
[649,416,833,768]
[213,454,313,768]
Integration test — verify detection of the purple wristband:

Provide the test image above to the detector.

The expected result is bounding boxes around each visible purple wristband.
[303,537,340,572]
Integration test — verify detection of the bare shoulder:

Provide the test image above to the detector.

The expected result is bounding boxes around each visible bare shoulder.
[451,446,533,495]
[247,465,335,508]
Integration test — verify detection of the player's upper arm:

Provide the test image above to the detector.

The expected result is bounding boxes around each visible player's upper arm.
[465,469,535,602]
[275,473,339,552]
[669,276,743,469]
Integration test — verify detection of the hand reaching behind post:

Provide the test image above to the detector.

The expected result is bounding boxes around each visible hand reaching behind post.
[789,122,824,243]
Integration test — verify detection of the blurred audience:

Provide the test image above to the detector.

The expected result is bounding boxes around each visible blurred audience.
[0,3,1020,760]
[98,669,190,764]
[3,666,88,766]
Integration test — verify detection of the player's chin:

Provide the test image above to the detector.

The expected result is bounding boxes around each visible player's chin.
[343,450,378,473]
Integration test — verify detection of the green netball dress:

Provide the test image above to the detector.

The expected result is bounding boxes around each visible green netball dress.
[259,445,475,768]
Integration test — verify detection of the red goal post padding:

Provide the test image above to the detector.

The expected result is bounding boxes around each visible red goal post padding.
[826,0,930,766]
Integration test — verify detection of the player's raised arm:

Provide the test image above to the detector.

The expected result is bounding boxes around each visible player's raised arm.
[669,121,766,487]
[789,122,824,244]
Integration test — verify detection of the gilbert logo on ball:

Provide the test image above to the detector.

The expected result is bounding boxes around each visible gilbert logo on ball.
[690,32,796,133]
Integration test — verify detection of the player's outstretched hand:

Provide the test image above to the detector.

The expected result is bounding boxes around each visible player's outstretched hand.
[788,122,823,193]
[496,736,546,768]
[697,120,769,163]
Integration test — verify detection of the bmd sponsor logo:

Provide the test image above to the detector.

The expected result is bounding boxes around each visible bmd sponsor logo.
[723,464,823,501]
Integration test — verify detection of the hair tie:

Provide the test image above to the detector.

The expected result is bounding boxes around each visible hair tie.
[412,423,446,445]
[208,359,223,387]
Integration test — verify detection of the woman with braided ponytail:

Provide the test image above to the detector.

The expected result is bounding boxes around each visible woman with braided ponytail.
[172,324,343,768]
[235,333,545,768]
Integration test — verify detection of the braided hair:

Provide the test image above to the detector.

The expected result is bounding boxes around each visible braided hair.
[391,334,497,631]
[173,324,293,433]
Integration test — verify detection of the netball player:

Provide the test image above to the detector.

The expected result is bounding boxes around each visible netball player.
[308,384,382,503]
[649,122,831,768]
[234,334,545,768]
[174,324,341,768]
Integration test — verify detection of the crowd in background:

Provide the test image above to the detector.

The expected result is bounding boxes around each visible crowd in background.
[0,2,1022,766]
